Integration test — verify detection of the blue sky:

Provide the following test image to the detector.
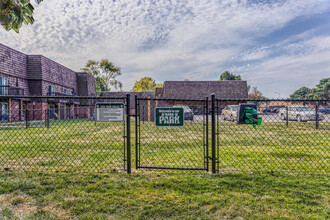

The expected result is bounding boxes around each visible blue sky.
[1,0,330,98]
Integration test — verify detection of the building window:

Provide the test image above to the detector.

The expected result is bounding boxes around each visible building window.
[0,77,8,95]
[0,103,9,121]
[64,89,69,95]
[48,85,55,96]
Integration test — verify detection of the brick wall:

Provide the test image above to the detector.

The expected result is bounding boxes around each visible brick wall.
[26,102,47,121]
[9,100,20,122]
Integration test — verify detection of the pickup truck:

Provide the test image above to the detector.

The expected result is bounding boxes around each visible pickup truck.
[279,106,325,122]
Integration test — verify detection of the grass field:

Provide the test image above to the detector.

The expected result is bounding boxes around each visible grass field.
[0,118,329,174]
[0,119,329,219]
[0,171,329,219]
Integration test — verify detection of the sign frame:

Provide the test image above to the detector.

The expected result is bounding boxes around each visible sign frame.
[95,102,125,122]
[155,107,184,127]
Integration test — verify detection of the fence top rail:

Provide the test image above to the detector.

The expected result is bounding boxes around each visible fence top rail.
[136,97,206,102]
[0,95,126,100]
[216,98,329,102]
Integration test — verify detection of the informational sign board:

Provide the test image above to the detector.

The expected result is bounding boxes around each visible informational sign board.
[155,107,184,127]
[96,103,124,122]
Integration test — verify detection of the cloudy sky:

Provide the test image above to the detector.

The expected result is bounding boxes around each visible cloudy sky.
[1,0,330,98]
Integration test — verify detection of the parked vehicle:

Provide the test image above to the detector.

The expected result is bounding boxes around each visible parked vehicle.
[172,105,194,121]
[221,105,238,121]
[190,106,204,115]
[279,106,325,122]
[262,106,280,114]
[319,107,330,114]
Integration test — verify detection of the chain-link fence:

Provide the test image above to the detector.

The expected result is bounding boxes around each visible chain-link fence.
[0,94,329,174]
[134,95,329,174]
[0,95,130,173]
[214,98,329,174]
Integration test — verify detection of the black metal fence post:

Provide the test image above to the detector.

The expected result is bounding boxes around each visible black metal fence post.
[286,106,289,127]
[316,103,319,130]
[126,93,131,174]
[47,108,50,128]
[142,105,145,124]
[25,109,28,128]
[205,96,209,172]
[211,94,216,174]
[135,94,139,170]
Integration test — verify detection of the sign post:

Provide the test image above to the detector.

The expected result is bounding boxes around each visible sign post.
[155,107,184,127]
[96,103,124,122]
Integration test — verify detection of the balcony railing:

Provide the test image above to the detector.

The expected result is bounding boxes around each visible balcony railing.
[0,85,24,96]
[46,92,80,104]
[47,92,72,97]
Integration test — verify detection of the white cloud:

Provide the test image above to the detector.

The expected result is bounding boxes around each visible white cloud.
[231,36,330,98]
[0,0,329,95]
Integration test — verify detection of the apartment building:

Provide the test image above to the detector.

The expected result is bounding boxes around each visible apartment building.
[0,43,96,121]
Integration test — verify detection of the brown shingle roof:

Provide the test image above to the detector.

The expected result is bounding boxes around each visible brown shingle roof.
[99,91,155,107]
[161,81,248,99]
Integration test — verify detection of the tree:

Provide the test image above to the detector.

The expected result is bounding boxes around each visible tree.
[290,78,329,99]
[219,71,241,81]
[306,78,330,99]
[0,0,43,33]
[248,87,265,99]
[155,83,163,88]
[290,87,311,99]
[82,59,122,93]
[132,77,156,91]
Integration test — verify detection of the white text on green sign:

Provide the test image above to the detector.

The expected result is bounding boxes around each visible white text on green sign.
[155,108,184,127]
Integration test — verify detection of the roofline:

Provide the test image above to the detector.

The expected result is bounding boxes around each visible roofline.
[163,80,248,83]
[1,43,83,75]
[0,43,27,56]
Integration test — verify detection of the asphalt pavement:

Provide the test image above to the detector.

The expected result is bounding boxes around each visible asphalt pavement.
[192,113,330,123]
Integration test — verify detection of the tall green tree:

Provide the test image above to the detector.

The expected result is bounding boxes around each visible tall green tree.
[306,78,330,99]
[219,71,241,80]
[290,87,311,99]
[82,59,122,93]
[0,0,43,33]
[132,77,156,91]
[290,78,329,99]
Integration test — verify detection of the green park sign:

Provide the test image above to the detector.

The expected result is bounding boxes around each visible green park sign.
[155,108,184,127]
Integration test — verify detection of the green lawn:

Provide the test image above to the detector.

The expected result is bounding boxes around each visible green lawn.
[0,119,329,174]
[0,119,329,219]
[0,171,329,219]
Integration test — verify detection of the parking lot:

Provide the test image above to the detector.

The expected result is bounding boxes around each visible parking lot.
[192,113,330,123]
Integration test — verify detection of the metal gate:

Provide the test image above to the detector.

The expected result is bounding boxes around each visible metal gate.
[135,96,210,171]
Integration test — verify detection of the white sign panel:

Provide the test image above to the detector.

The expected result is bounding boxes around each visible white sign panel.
[96,103,124,122]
